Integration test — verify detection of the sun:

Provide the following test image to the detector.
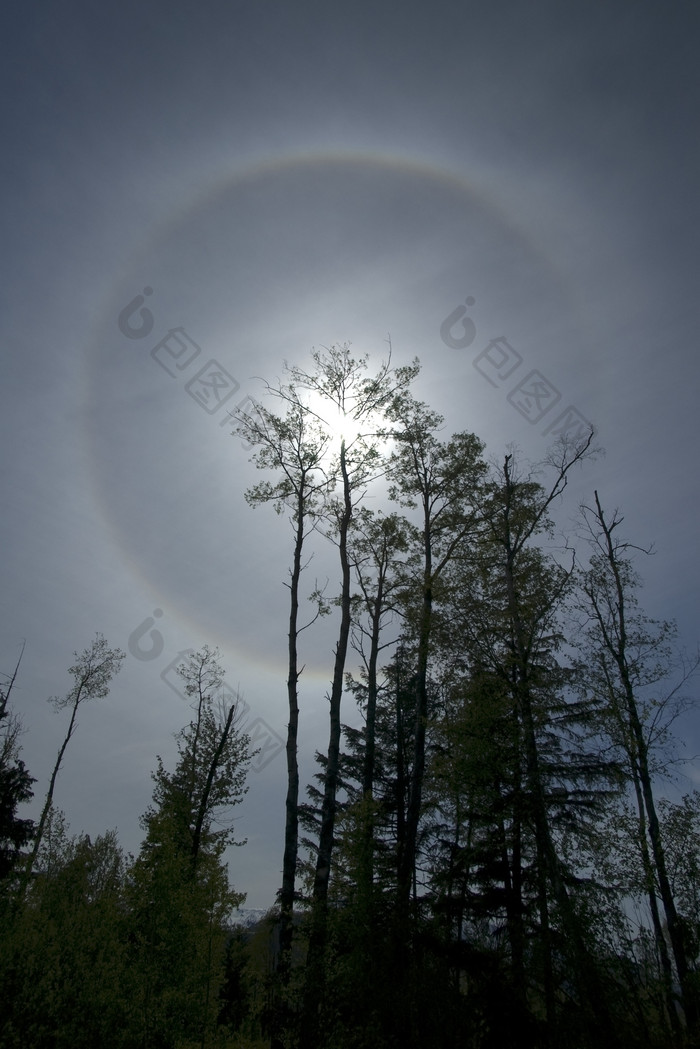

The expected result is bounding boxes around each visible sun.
[302,389,367,459]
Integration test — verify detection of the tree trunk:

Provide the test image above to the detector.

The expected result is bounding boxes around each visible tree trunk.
[271,486,307,1049]
[190,702,237,868]
[591,490,697,1036]
[22,697,80,887]
[302,440,354,1046]
[398,513,432,915]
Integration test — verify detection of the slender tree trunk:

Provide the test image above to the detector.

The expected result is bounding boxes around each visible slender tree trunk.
[277,494,304,966]
[498,776,526,997]
[517,665,615,1043]
[302,441,354,1046]
[395,653,407,890]
[498,466,618,1046]
[631,767,681,1038]
[398,523,432,915]
[358,573,383,909]
[271,488,306,1049]
[311,442,353,908]
[630,687,696,1032]
[190,701,237,868]
[22,697,80,887]
[592,490,697,1036]
[0,641,24,722]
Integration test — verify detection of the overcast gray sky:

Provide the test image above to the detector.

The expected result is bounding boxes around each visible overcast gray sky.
[1,0,699,909]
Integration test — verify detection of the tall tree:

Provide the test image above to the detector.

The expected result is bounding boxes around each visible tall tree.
[427,436,629,1044]
[143,646,251,868]
[344,508,409,914]
[290,343,418,1045]
[385,396,487,917]
[236,375,333,1035]
[577,490,700,1038]
[477,443,619,1035]
[129,647,250,1048]
[21,634,124,890]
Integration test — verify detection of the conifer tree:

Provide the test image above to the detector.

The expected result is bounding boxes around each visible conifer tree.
[384,395,487,918]
[128,647,250,1047]
[0,644,35,885]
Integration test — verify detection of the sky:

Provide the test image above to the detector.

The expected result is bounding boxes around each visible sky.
[1,0,699,910]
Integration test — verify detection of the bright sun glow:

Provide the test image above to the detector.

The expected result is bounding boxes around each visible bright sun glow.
[303,390,367,457]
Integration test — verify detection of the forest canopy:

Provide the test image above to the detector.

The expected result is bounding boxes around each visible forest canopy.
[1,346,699,1049]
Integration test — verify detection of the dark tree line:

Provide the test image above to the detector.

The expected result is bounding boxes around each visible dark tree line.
[237,345,700,1049]
[2,345,699,1049]
[0,643,255,1049]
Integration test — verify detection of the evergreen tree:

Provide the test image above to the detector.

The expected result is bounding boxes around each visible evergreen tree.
[127,647,251,1048]
[0,645,35,885]
[425,441,625,1044]
[0,812,133,1049]
[384,395,487,919]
